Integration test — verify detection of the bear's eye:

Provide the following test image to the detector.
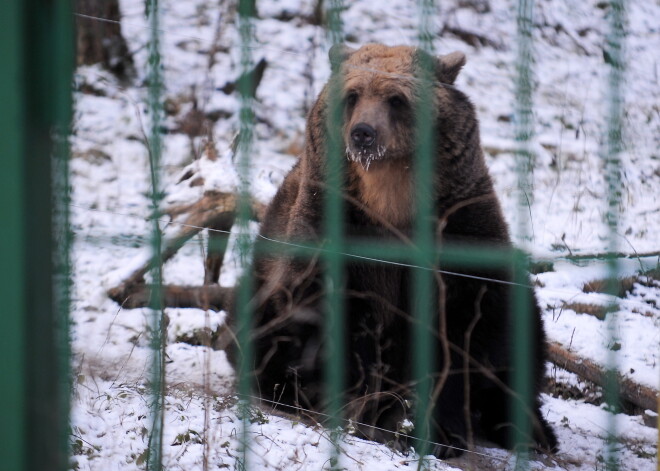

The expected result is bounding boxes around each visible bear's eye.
[345,92,358,107]
[388,95,407,109]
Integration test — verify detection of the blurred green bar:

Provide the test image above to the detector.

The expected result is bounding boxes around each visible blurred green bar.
[324,1,345,467]
[0,1,26,470]
[0,0,74,470]
[236,0,256,469]
[413,0,436,462]
[52,0,74,468]
[511,257,532,469]
[512,0,535,467]
[146,0,166,469]
[25,0,74,469]
[603,1,626,469]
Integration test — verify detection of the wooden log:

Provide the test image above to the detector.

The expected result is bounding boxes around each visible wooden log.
[547,341,658,412]
[111,284,234,311]
[106,226,201,305]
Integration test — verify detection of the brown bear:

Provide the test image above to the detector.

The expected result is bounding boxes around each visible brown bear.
[228,43,558,458]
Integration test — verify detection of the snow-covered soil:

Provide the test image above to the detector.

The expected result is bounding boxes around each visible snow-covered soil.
[70,0,659,469]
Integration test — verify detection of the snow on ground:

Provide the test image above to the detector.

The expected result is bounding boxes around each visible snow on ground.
[70,0,659,469]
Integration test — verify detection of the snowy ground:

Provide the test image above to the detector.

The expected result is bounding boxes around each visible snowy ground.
[70,0,659,469]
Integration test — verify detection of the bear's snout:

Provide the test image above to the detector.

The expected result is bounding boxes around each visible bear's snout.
[350,122,377,148]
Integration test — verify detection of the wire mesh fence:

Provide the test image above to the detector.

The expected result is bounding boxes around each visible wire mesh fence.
[2,0,659,470]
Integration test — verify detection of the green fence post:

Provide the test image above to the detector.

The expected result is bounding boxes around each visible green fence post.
[413,1,437,466]
[0,1,26,470]
[0,0,74,470]
[52,2,74,470]
[603,1,626,469]
[236,0,256,469]
[146,0,166,469]
[26,0,74,469]
[324,1,346,468]
[512,0,535,468]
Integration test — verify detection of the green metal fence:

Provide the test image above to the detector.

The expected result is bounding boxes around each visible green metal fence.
[236,1,258,469]
[1,1,73,470]
[146,1,166,468]
[2,0,657,470]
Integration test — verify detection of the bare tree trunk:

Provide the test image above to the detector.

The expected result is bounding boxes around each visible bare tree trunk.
[76,0,135,80]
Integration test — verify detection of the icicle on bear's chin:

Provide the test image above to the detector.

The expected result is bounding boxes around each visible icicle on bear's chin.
[345,145,388,171]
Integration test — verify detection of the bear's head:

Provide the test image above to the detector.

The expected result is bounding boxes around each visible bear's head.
[303,43,488,227]
[328,43,467,170]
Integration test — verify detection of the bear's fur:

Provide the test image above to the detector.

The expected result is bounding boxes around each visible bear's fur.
[231,43,558,458]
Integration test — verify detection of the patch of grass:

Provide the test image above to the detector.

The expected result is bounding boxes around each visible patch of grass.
[529,260,554,275]
[172,429,204,446]
[71,438,101,458]
[213,394,237,412]
[582,266,660,299]
[175,327,218,346]
[237,404,270,425]
[582,277,636,297]
[608,341,622,351]
[632,447,656,460]
[133,448,149,466]
[547,375,603,406]
[563,302,610,320]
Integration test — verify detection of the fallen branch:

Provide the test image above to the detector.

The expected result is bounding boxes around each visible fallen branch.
[107,190,265,307]
[547,341,658,412]
[112,284,234,311]
[441,24,504,50]
[219,58,268,95]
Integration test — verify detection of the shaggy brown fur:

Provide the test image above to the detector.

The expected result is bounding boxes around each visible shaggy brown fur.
[227,43,558,458]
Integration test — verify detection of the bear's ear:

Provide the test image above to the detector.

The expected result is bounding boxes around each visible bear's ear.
[436,51,466,85]
[329,44,356,68]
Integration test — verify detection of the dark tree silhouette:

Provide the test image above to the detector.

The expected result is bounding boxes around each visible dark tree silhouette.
[76,0,135,80]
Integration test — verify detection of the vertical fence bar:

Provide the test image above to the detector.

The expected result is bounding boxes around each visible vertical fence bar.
[514,0,536,229]
[236,0,256,469]
[146,0,166,468]
[602,1,625,469]
[512,0,535,468]
[413,0,436,464]
[52,0,74,468]
[0,1,26,469]
[324,1,345,467]
[21,0,74,470]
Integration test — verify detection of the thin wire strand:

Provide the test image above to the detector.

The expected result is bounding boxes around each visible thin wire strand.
[68,203,660,313]
[239,393,511,463]
[67,202,530,290]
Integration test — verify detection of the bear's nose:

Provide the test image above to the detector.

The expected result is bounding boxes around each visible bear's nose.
[351,123,376,147]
